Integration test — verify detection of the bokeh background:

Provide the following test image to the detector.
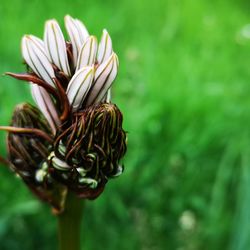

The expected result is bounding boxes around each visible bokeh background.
[1,0,250,249]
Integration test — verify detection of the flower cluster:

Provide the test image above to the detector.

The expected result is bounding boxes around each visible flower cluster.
[2,15,127,212]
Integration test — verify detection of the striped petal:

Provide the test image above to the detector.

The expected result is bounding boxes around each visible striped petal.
[52,157,70,171]
[64,15,89,67]
[66,66,94,111]
[97,29,113,64]
[50,153,71,171]
[86,53,118,106]
[29,35,45,50]
[76,36,98,70]
[74,19,89,41]
[31,84,60,134]
[44,20,71,76]
[102,89,112,102]
[22,35,56,87]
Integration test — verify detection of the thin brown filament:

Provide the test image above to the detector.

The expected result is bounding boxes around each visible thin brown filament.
[0,126,53,143]
[53,78,71,121]
[6,72,60,100]
[0,155,10,167]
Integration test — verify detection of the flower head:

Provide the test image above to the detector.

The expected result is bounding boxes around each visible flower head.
[2,15,127,212]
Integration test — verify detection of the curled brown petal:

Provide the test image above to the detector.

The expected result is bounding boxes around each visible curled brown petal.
[0,126,53,143]
[53,78,71,122]
[0,155,10,167]
[6,72,60,101]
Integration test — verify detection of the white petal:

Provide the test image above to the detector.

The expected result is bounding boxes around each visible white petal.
[31,84,60,134]
[74,19,89,41]
[44,20,71,76]
[52,156,71,171]
[79,177,98,188]
[21,35,56,87]
[97,29,113,64]
[111,165,124,177]
[48,152,71,171]
[102,89,112,102]
[76,36,98,70]
[64,15,89,66]
[66,66,94,111]
[86,53,118,106]
[29,35,45,50]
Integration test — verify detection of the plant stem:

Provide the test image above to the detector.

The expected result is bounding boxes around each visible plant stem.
[57,192,83,250]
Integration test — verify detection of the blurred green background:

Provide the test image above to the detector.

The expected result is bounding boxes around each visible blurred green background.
[1,0,250,249]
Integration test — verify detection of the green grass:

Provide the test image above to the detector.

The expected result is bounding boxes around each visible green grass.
[1,0,250,249]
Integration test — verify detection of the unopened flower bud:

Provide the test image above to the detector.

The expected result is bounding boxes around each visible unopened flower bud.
[2,15,128,212]
[51,103,127,199]
[7,103,67,212]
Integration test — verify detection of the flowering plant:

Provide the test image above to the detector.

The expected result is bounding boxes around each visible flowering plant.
[0,15,127,249]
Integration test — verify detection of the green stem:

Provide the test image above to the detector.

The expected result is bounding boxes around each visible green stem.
[57,192,83,250]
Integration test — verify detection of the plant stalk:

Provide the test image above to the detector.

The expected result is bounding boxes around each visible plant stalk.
[57,192,83,250]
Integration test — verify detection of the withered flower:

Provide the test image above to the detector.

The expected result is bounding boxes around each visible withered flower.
[1,15,127,212]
